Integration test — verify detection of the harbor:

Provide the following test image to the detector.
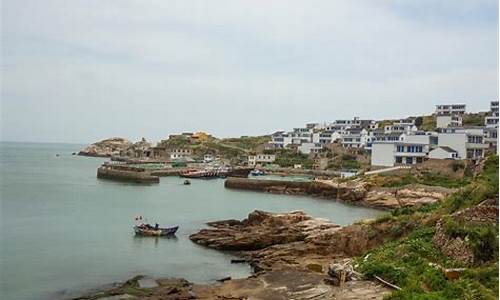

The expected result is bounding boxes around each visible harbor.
[0,142,383,300]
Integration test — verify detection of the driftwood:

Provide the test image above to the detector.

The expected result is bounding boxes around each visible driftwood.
[374,275,402,291]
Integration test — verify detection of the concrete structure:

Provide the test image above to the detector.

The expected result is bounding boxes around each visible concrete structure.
[485,101,499,128]
[170,148,193,160]
[435,104,466,116]
[436,114,463,128]
[437,127,488,159]
[429,147,459,160]
[371,141,429,167]
[298,143,323,154]
[248,154,276,166]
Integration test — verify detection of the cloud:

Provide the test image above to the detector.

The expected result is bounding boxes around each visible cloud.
[1,0,498,143]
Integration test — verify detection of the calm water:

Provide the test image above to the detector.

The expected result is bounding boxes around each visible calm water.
[0,142,382,300]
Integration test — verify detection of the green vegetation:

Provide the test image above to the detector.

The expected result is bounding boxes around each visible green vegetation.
[463,113,485,127]
[357,155,499,299]
[419,115,436,131]
[220,136,270,151]
[380,171,470,189]
[327,153,362,170]
[274,149,314,169]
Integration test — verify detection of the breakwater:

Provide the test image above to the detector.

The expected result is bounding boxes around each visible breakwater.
[224,177,364,200]
[97,165,160,183]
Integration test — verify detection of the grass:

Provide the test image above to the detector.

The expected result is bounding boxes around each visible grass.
[274,149,314,169]
[356,155,499,300]
[381,172,470,189]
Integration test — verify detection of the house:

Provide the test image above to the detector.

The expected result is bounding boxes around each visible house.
[484,127,498,152]
[384,122,418,135]
[298,143,323,154]
[428,147,459,160]
[435,104,466,116]
[437,127,488,159]
[248,154,276,166]
[203,154,215,163]
[436,114,463,128]
[485,101,499,128]
[435,104,466,128]
[371,141,429,167]
[170,148,193,160]
[340,128,368,148]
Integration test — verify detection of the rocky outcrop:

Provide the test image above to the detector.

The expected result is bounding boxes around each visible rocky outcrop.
[224,178,452,210]
[190,210,407,272]
[79,138,132,157]
[190,210,340,252]
[433,204,499,265]
[224,178,367,201]
[363,185,452,209]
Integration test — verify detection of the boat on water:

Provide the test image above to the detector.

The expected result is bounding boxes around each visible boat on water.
[134,224,179,236]
[180,166,253,179]
[250,169,266,176]
[133,216,178,236]
[184,179,191,185]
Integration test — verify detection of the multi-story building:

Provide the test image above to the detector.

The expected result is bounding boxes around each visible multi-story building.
[435,104,466,128]
[435,104,466,116]
[248,154,276,166]
[371,141,429,167]
[340,128,368,148]
[485,101,499,128]
[298,143,323,155]
[436,114,463,128]
[437,127,488,159]
[170,148,193,160]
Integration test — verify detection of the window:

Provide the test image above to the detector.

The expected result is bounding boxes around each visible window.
[396,156,403,164]
[406,157,413,164]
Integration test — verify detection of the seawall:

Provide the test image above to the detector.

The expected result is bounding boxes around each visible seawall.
[97,166,160,183]
[224,177,341,198]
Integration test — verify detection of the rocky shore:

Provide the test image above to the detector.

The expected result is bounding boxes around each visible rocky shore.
[77,210,393,300]
[225,177,453,210]
[79,138,132,157]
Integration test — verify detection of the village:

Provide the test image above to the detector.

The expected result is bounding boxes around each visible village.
[80,101,499,175]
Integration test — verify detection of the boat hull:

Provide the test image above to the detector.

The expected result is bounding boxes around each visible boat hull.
[134,226,179,236]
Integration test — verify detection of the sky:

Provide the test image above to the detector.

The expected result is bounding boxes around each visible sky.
[1,0,499,144]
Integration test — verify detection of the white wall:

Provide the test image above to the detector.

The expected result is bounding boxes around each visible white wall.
[438,133,467,159]
[436,115,452,128]
[429,148,454,159]
[371,143,395,167]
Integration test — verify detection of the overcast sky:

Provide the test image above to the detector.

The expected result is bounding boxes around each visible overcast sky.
[1,0,498,144]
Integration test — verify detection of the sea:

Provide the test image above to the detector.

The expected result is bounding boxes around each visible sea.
[0,142,383,300]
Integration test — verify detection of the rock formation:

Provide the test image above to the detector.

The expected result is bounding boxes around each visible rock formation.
[78,137,132,157]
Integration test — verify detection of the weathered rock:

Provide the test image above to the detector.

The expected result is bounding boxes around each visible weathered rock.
[79,138,132,157]
[328,262,354,282]
[433,204,499,265]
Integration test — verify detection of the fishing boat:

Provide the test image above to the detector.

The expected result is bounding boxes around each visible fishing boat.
[183,179,191,185]
[134,224,179,237]
[250,169,266,176]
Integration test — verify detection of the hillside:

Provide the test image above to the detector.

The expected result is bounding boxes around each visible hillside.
[355,155,499,299]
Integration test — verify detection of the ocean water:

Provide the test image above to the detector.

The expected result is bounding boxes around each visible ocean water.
[0,142,383,300]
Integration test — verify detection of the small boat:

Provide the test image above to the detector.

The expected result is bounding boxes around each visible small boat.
[134,224,179,237]
[184,180,191,185]
[251,169,266,176]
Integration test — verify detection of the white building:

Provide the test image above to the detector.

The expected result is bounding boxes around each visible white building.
[436,114,463,128]
[437,127,488,159]
[485,101,499,128]
[435,104,466,116]
[170,148,193,160]
[248,154,276,166]
[203,154,215,162]
[371,141,429,167]
[429,147,459,160]
[340,128,368,148]
[298,143,323,154]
